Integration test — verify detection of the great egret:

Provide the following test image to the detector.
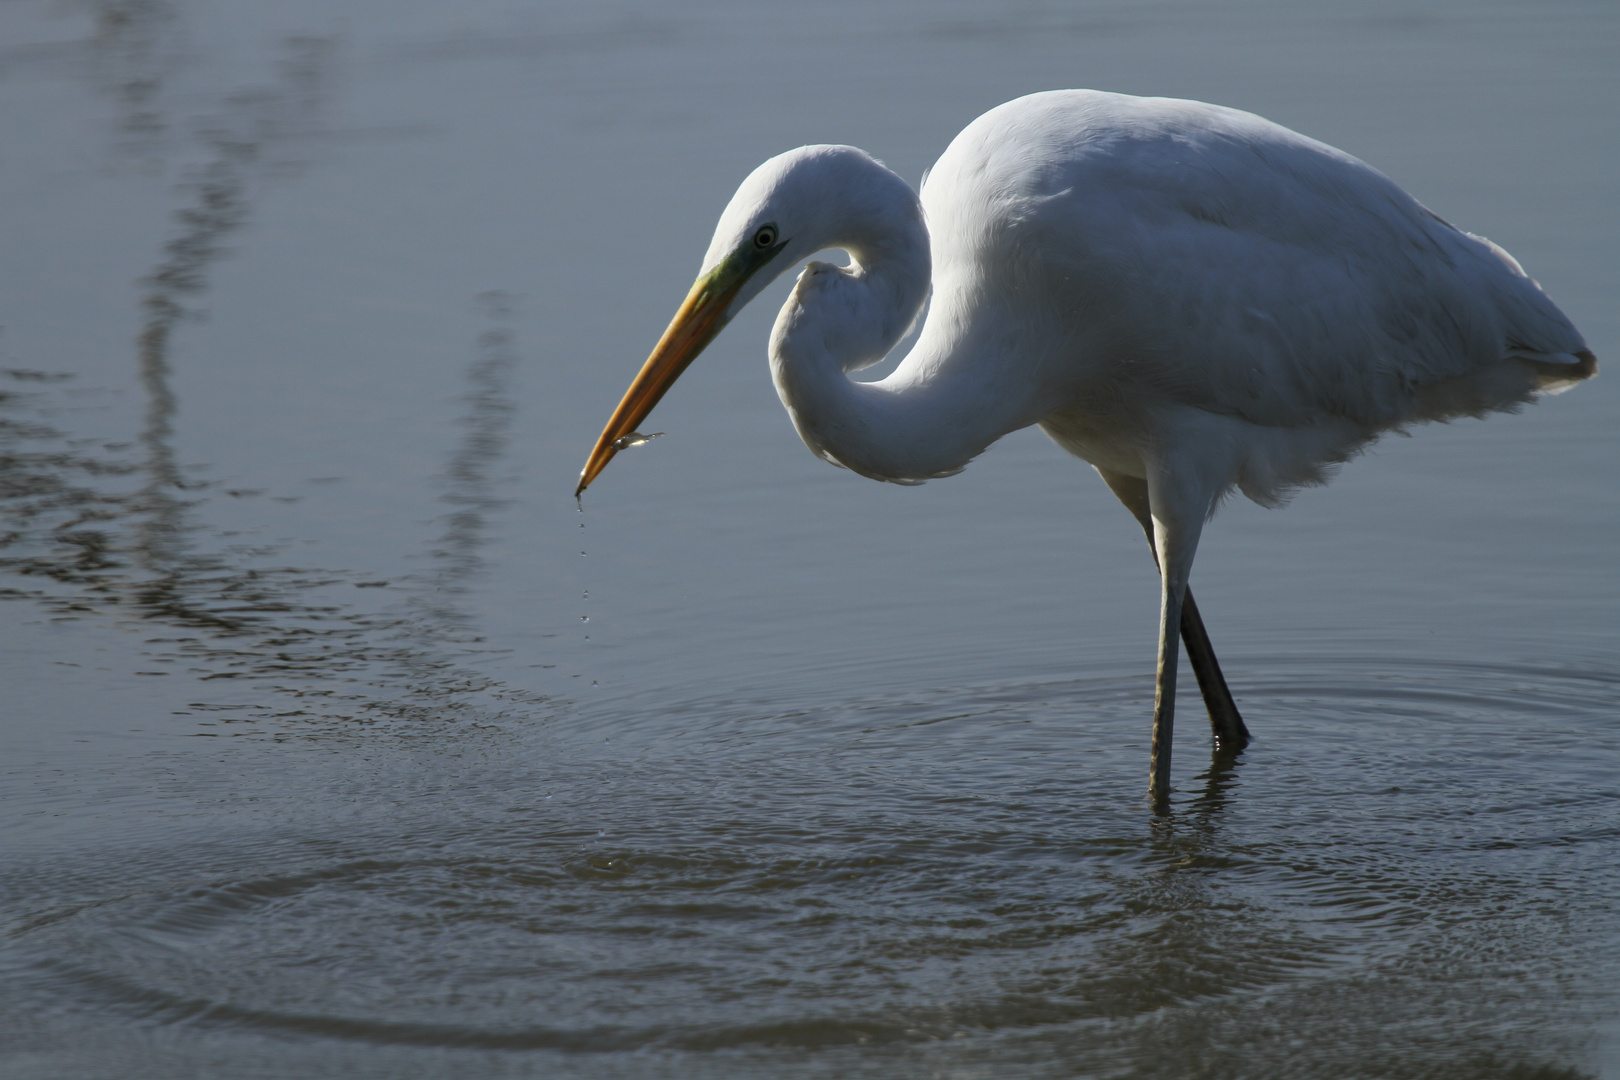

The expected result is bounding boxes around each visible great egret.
[575,90,1595,799]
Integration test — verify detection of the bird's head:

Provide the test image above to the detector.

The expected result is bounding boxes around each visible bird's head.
[574,145,919,496]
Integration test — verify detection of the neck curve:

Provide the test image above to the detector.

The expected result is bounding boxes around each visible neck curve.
[763,159,1039,483]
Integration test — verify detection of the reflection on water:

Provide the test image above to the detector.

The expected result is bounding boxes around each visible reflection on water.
[417,291,521,632]
[0,345,531,725]
[131,30,335,589]
[86,0,181,167]
[0,17,531,729]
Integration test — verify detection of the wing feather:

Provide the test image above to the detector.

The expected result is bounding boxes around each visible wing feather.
[934,90,1593,432]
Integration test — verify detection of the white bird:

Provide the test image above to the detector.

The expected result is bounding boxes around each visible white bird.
[575,90,1595,799]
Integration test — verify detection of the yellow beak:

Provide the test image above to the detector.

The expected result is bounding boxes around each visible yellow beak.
[575,264,745,497]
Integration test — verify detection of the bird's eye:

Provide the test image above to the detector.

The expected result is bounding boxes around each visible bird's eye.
[753,225,779,249]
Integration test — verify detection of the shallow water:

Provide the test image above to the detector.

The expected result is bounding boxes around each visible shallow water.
[3,1,1618,1077]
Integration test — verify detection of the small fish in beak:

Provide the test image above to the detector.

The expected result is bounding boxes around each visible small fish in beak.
[610,431,666,451]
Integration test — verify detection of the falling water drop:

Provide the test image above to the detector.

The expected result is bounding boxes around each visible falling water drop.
[578,504,592,648]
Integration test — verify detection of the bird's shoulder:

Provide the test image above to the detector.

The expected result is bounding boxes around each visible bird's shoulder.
[922,91,1588,433]
[924,89,1422,260]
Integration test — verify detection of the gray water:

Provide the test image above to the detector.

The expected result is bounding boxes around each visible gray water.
[2,1,1617,1077]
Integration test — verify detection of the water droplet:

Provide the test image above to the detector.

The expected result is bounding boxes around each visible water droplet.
[611,431,665,451]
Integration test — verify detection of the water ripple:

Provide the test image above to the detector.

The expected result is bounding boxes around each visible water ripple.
[2,656,1612,1075]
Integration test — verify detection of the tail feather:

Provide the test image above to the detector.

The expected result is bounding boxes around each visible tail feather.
[1518,348,1598,395]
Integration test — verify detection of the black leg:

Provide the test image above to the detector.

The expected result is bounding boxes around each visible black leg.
[1095,467,1250,754]
[1181,590,1249,750]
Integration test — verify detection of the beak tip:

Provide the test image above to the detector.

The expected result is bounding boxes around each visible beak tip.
[576,268,732,507]
[575,455,610,498]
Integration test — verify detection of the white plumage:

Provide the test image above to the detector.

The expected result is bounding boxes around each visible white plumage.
[577,90,1594,798]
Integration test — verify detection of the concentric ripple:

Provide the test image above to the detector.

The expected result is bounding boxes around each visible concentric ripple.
[3,656,1613,1078]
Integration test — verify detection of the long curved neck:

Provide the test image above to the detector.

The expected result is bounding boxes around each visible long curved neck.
[767,196,1042,483]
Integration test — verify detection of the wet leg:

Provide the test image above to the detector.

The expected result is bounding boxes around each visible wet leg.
[1148,551,1185,802]
[1096,468,1250,753]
